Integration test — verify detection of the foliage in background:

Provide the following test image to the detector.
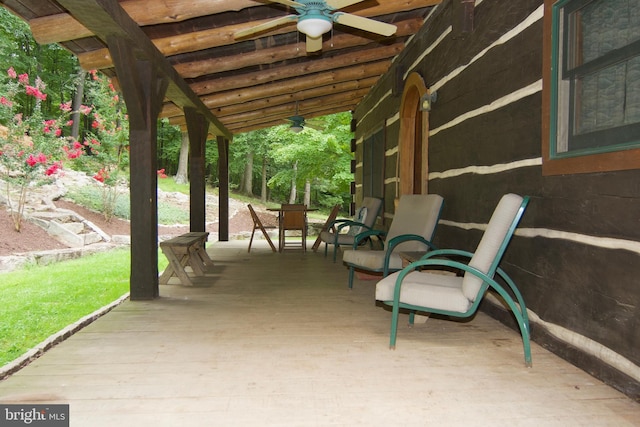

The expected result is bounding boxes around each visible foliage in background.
[265,112,354,210]
[66,181,190,225]
[0,8,78,120]
[65,70,130,221]
[157,118,183,175]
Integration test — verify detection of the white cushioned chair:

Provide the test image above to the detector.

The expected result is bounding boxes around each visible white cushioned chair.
[319,197,382,262]
[375,193,532,366]
[342,194,443,289]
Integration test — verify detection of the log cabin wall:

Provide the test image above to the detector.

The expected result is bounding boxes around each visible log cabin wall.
[353,0,640,398]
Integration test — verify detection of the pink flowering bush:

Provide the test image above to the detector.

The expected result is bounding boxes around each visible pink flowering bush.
[1,67,130,227]
[0,67,69,231]
[64,70,129,221]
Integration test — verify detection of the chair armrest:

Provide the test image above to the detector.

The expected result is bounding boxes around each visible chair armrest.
[396,258,528,324]
[327,218,351,230]
[383,234,438,276]
[334,219,367,233]
[420,248,474,260]
[351,229,385,248]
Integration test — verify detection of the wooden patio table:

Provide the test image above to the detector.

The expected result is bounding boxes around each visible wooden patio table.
[159,232,214,286]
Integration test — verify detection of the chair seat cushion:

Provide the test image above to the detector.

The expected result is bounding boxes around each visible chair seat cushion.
[342,249,404,271]
[375,271,471,313]
[320,230,355,245]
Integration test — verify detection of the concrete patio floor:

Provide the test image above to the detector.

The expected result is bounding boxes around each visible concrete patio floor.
[0,240,638,426]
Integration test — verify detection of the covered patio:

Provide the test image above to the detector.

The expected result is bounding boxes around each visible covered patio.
[1,241,638,426]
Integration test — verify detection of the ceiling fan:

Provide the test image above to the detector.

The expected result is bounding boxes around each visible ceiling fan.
[235,0,398,53]
[287,102,325,132]
[288,114,306,133]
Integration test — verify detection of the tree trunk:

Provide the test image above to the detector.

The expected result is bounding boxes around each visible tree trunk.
[71,70,85,140]
[261,156,268,204]
[244,150,254,196]
[289,161,297,203]
[304,179,311,207]
[174,131,189,184]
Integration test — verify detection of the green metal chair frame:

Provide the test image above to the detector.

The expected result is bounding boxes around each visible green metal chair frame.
[321,197,383,262]
[343,194,443,289]
[377,194,531,366]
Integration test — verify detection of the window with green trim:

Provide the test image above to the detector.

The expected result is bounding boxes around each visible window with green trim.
[550,0,640,158]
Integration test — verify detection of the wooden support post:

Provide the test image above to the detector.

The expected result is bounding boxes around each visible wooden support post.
[217,136,229,242]
[109,36,168,301]
[185,107,208,233]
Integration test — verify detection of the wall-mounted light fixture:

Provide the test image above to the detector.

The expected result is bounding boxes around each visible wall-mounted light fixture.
[419,91,438,112]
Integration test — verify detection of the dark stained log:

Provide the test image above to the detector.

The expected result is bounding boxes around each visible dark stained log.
[217,136,229,241]
[185,107,208,233]
[109,36,168,301]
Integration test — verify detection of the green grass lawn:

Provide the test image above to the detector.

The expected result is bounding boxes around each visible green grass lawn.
[0,248,169,367]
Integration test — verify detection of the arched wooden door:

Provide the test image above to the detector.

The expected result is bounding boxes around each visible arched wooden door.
[398,72,430,197]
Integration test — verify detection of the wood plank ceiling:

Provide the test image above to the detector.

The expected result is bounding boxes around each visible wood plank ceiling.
[0,0,440,136]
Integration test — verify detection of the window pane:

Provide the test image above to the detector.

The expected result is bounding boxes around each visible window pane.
[572,0,640,67]
[575,62,626,134]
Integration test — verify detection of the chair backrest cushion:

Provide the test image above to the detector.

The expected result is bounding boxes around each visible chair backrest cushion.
[462,193,524,301]
[360,197,382,228]
[384,194,443,252]
[347,206,368,236]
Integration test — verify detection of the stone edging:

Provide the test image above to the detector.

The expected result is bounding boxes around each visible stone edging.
[0,293,130,381]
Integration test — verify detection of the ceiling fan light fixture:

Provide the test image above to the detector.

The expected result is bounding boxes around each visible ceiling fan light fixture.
[297,17,332,38]
[290,124,304,133]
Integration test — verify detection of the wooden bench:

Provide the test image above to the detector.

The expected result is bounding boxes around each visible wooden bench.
[159,232,214,286]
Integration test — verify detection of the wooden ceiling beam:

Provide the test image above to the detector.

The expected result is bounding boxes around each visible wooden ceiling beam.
[219,88,368,124]
[166,62,388,117]
[30,0,441,45]
[188,44,403,96]
[160,60,384,118]
[77,19,419,72]
[173,37,410,80]
[55,0,230,138]
[224,104,360,134]
[28,0,260,44]
[168,89,364,130]
[209,76,380,118]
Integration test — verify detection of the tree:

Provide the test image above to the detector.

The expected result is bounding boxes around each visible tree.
[230,128,271,198]
[174,130,189,184]
[267,112,353,209]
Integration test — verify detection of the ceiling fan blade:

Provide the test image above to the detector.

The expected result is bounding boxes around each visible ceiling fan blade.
[306,36,323,53]
[234,14,298,39]
[333,12,397,37]
[325,0,365,10]
[269,0,306,7]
